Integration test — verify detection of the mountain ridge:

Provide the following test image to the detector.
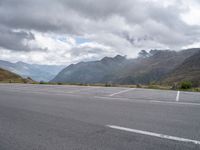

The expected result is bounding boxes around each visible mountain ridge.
[164,50,200,85]
[52,48,200,85]
[0,60,64,82]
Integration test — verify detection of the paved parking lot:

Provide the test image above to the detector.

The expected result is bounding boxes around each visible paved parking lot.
[0,83,200,150]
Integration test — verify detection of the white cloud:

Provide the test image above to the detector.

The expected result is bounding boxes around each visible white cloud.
[0,0,200,65]
[181,1,200,26]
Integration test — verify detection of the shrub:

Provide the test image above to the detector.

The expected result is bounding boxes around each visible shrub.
[136,84,142,88]
[105,83,112,87]
[180,81,192,89]
[39,81,45,84]
[23,79,28,83]
[148,84,159,89]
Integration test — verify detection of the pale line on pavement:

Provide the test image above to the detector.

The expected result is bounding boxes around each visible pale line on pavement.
[95,96,200,106]
[3,87,100,95]
[109,88,135,97]
[1,88,95,98]
[67,87,101,94]
[176,91,180,102]
[107,125,200,145]
[4,86,101,95]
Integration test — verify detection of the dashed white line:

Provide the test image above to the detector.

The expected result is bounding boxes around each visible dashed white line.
[107,125,200,145]
[109,88,135,97]
[176,91,180,102]
[95,96,200,106]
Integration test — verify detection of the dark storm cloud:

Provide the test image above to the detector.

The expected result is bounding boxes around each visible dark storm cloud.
[0,0,200,52]
[0,0,79,33]
[59,0,200,48]
[60,0,132,19]
[0,25,35,51]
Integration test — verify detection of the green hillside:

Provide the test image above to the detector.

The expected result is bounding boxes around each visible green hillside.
[0,68,33,83]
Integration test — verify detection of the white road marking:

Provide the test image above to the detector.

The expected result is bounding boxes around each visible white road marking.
[109,88,135,97]
[67,87,100,94]
[176,91,180,102]
[107,125,200,145]
[3,85,200,107]
[2,88,96,98]
[95,96,200,106]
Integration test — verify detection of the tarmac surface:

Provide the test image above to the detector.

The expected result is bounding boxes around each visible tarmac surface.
[0,83,200,150]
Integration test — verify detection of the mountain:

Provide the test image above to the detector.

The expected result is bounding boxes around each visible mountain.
[0,68,33,83]
[52,55,128,83]
[164,50,200,85]
[0,60,64,82]
[52,48,200,85]
[115,48,200,84]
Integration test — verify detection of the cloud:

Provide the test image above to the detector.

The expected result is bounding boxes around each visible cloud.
[0,0,200,64]
[0,25,35,51]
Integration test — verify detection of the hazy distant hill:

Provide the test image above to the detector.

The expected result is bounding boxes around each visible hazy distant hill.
[0,60,64,82]
[0,68,32,83]
[164,50,200,85]
[52,55,128,83]
[52,48,200,85]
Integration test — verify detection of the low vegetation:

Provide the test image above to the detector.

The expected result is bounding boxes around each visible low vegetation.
[1,67,198,93]
[180,81,192,89]
[42,81,199,92]
[0,68,37,84]
[0,68,34,83]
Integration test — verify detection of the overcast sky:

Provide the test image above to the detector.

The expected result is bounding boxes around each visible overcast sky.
[0,0,200,65]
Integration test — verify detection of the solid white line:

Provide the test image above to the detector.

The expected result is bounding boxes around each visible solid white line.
[107,125,200,145]
[109,88,135,97]
[176,91,180,102]
[95,96,200,106]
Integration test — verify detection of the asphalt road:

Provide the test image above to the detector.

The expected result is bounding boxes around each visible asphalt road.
[0,84,200,150]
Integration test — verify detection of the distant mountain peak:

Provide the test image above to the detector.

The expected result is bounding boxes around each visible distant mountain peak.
[101,56,112,61]
[114,55,126,61]
[0,60,64,82]
[16,61,27,65]
[101,55,126,63]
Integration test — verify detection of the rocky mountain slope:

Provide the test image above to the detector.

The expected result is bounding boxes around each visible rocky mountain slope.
[52,48,200,84]
[52,55,128,83]
[164,50,200,85]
